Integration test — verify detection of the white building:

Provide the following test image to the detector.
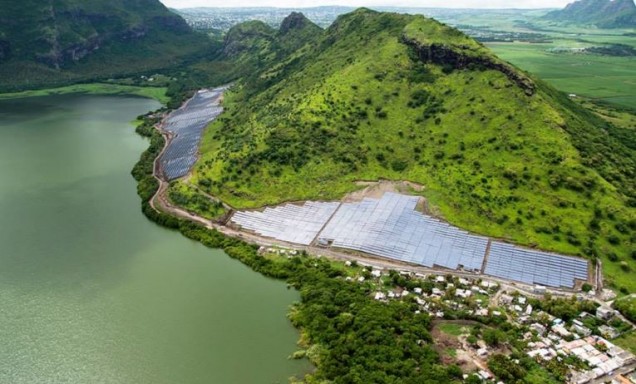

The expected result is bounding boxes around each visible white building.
[374,292,387,301]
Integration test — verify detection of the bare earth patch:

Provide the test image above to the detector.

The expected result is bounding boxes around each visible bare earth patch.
[346,180,424,201]
[344,180,434,215]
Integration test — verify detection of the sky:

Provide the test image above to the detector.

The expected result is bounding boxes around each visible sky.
[160,0,573,9]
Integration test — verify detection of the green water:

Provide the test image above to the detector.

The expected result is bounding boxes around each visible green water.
[0,95,307,383]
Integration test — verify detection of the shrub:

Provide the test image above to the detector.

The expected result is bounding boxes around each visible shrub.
[608,235,621,245]
[620,261,631,272]
[614,296,636,322]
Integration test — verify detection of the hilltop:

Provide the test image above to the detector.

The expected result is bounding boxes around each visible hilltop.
[544,0,636,28]
[0,0,210,91]
[187,10,635,292]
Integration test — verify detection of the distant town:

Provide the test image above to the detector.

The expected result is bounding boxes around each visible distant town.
[175,7,554,43]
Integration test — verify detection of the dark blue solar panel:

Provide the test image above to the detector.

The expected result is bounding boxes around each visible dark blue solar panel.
[158,87,229,181]
[484,242,588,288]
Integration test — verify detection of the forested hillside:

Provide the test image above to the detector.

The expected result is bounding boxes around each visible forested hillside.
[0,0,210,91]
[190,10,636,292]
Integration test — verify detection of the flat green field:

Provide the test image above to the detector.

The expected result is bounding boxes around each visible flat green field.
[437,323,467,337]
[430,9,636,110]
[488,42,636,110]
[614,330,636,355]
[0,83,169,104]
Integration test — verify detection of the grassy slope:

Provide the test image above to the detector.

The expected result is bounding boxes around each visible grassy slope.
[427,9,636,110]
[193,10,635,292]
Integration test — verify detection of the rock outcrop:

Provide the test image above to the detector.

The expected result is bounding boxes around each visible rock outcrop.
[400,35,535,96]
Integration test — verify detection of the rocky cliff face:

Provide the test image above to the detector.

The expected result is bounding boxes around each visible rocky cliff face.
[400,36,535,96]
[279,12,313,34]
[222,21,276,58]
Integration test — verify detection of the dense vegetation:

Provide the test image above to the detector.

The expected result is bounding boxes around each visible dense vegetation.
[131,111,464,384]
[190,10,635,292]
[131,107,574,383]
[167,181,227,221]
[585,43,636,57]
[179,230,460,383]
[613,295,636,323]
[0,0,211,92]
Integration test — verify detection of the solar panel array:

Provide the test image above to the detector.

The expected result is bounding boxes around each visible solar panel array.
[231,202,341,245]
[484,242,588,288]
[318,193,488,271]
[230,191,589,288]
[159,87,228,180]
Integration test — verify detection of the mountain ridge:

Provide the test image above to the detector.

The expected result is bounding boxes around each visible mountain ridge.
[0,0,209,91]
[186,9,635,292]
[544,0,636,28]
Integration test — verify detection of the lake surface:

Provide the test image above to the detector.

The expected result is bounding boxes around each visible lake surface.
[0,95,307,384]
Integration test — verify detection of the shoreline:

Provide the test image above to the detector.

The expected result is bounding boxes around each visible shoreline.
[130,91,636,383]
[147,91,592,299]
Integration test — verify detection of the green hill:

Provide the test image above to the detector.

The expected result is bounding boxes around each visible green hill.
[544,0,636,28]
[188,9,636,292]
[214,12,323,85]
[0,0,210,91]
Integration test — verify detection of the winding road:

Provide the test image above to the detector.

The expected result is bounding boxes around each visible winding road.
[146,90,634,329]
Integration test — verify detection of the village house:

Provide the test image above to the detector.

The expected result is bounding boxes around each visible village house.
[597,307,616,321]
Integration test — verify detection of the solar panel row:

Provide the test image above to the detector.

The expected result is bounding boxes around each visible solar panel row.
[229,192,589,288]
[319,193,488,272]
[158,87,229,181]
[484,242,588,288]
[231,201,340,245]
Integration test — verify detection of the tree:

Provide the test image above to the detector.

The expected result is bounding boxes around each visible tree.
[488,354,527,382]
[483,329,506,347]
[465,373,483,384]
[447,364,463,379]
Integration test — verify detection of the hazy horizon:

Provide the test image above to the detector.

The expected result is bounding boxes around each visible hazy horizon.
[160,0,573,10]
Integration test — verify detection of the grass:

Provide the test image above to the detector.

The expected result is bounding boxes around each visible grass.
[613,329,636,355]
[438,323,466,337]
[167,180,227,221]
[575,98,636,129]
[487,40,636,110]
[428,9,636,110]
[0,83,169,104]
[474,293,490,306]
